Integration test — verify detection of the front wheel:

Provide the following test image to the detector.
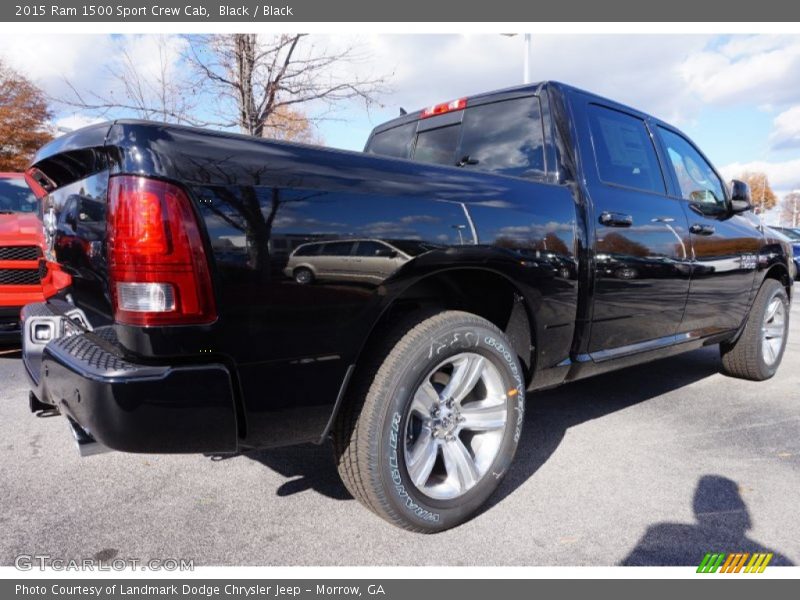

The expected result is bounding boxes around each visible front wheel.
[720,279,790,381]
[333,310,526,532]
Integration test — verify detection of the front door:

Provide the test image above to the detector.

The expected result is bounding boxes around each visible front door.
[656,126,759,335]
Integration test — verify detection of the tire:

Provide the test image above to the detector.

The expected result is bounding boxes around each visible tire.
[720,279,790,381]
[333,310,526,532]
[294,267,313,285]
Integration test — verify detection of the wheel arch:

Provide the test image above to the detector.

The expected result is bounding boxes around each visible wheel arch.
[320,267,538,443]
[762,263,792,301]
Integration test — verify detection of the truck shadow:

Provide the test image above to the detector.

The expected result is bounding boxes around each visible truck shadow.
[224,345,725,505]
[620,474,794,566]
[238,443,351,500]
[483,345,725,512]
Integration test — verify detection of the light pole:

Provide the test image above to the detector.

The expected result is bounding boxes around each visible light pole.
[523,33,531,84]
[452,224,466,245]
[501,33,532,84]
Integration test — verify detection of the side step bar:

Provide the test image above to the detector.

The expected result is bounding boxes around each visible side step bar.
[67,418,112,457]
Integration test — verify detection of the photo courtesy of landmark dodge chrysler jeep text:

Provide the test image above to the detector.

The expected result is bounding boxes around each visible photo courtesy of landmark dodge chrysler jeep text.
[21,82,793,532]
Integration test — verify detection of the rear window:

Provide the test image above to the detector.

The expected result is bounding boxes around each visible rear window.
[588,105,665,195]
[365,96,546,179]
[414,125,460,166]
[365,122,417,159]
[0,179,37,214]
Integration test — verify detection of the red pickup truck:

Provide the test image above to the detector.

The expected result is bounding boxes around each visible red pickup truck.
[0,173,70,343]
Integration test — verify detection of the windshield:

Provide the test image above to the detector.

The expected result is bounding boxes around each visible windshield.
[0,178,38,214]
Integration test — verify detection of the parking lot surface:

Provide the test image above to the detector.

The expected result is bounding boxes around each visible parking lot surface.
[1,306,799,566]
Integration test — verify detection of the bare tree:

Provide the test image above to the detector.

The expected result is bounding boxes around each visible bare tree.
[779,191,800,227]
[186,34,388,137]
[58,35,203,126]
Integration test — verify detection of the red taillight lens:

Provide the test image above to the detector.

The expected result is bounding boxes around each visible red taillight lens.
[108,176,216,326]
[421,97,467,119]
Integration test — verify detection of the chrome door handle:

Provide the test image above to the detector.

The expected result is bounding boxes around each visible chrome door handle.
[599,211,633,227]
[690,223,715,236]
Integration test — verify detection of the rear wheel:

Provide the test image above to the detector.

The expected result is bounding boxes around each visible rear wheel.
[720,279,789,381]
[333,310,525,532]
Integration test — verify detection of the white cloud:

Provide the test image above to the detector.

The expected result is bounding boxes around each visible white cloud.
[52,113,106,133]
[321,34,712,125]
[0,34,114,97]
[769,105,800,150]
[0,33,187,119]
[677,35,800,107]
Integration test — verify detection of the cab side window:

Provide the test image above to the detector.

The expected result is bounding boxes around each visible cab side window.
[658,127,727,215]
[588,105,666,195]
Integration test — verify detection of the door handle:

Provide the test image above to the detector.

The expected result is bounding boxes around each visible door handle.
[599,211,633,227]
[689,223,715,236]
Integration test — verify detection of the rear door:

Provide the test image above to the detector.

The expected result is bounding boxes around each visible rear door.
[655,126,759,335]
[314,240,357,281]
[578,102,693,354]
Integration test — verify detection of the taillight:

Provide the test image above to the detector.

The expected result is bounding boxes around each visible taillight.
[107,176,216,326]
[420,97,467,119]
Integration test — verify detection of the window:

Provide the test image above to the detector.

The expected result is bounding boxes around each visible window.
[658,127,726,214]
[588,105,665,194]
[354,241,388,257]
[0,179,37,214]
[365,122,417,159]
[294,244,320,257]
[457,97,545,179]
[320,241,355,256]
[413,125,460,166]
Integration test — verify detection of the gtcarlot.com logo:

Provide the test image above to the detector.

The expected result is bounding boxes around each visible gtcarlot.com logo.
[697,552,772,573]
[14,554,194,571]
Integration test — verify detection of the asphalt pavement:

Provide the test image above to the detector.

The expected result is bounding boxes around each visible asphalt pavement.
[1,306,798,566]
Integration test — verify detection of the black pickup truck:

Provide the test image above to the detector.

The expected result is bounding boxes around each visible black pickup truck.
[22,81,793,532]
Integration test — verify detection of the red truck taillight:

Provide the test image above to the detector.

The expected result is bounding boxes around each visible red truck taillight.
[107,176,216,326]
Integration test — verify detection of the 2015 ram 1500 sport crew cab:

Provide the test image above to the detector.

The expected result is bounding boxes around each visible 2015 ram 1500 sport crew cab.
[21,82,793,532]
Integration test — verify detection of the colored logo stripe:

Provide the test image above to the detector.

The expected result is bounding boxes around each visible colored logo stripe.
[697,552,772,573]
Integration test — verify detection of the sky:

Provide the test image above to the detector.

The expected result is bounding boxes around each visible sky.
[1,33,799,223]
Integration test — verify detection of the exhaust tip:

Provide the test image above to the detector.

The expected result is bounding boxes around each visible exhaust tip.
[66,418,112,457]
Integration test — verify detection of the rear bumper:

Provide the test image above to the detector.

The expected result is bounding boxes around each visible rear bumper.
[22,302,238,454]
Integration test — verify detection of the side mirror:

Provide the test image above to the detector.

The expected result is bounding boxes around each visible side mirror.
[375,248,398,258]
[730,179,752,214]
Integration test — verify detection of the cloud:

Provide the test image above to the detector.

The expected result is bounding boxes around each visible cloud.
[677,35,800,108]
[768,105,800,150]
[720,158,800,196]
[322,34,713,125]
[52,113,106,133]
[0,33,187,119]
